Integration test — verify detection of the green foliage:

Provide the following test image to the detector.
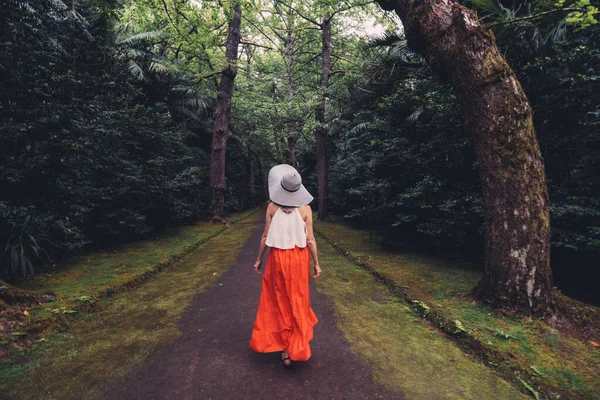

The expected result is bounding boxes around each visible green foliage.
[327,25,600,302]
[465,0,598,67]
[1,211,51,280]
[329,60,483,253]
[0,0,257,280]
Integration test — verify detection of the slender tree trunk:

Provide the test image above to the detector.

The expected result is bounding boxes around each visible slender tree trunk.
[287,124,298,168]
[374,0,553,316]
[283,27,300,170]
[209,3,242,218]
[248,149,256,206]
[315,16,331,221]
[256,158,266,202]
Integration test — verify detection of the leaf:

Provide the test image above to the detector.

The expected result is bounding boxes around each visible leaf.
[25,257,34,276]
[468,0,504,15]
[127,60,148,82]
[406,109,423,123]
[452,319,466,333]
[117,31,160,45]
[590,341,600,347]
[517,378,540,400]
[530,365,545,376]
[149,62,169,74]
[411,300,430,316]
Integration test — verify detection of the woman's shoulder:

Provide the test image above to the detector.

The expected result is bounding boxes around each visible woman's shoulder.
[298,204,312,218]
[267,202,279,215]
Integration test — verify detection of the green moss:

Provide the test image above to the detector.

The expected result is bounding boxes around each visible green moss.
[15,209,258,315]
[314,238,527,399]
[0,210,261,399]
[316,217,600,399]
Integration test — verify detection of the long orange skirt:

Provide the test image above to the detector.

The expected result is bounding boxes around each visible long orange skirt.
[249,246,318,361]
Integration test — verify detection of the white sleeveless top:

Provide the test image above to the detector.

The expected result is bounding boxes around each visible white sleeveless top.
[265,208,307,249]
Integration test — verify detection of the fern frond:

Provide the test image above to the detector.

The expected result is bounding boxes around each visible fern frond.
[366,31,405,48]
[127,60,148,82]
[468,0,503,15]
[117,31,160,45]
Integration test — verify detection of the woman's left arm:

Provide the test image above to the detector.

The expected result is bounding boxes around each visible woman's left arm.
[303,206,321,278]
[254,204,274,274]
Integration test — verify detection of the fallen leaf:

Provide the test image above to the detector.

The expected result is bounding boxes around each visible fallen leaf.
[590,341,600,347]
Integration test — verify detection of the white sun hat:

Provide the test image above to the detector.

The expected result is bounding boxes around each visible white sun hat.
[268,164,314,207]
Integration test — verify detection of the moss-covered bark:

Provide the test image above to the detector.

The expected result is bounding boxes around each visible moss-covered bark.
[374,0,553,316]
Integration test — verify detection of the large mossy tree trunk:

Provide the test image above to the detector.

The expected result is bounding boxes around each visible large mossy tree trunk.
[315,16,331,221]
[209,3,242,218]
[374,0,553,316]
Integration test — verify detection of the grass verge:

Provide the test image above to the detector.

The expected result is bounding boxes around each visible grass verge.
[0,209,261,398]
[315,217,600,400]
[314,235,528,399]
[22,208,259,310]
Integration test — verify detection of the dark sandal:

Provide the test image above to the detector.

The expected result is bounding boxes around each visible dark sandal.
[281,352,292,369]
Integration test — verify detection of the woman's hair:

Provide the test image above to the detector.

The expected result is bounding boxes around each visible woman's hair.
[274,202,297,214]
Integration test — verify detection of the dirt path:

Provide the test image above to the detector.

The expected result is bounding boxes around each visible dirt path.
[101,221,402,400]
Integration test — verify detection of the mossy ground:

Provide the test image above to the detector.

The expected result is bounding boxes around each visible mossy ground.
[313,236,527,399]
[20,209,257,313]
[0,210,261,399]
[315,217,600,400]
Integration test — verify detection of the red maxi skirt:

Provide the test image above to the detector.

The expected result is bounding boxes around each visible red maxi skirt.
[249,246,318,361]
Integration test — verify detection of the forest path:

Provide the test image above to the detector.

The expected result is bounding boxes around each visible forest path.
[100,220,400,400]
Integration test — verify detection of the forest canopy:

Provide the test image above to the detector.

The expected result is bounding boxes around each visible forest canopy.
[1,0,599,306]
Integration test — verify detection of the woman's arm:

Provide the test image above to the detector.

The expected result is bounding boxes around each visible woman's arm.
[254,203,275,274]
[303,206,321,278]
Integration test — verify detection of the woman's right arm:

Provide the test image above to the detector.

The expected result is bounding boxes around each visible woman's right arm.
[304,206,321,278]
[254,204,274,274]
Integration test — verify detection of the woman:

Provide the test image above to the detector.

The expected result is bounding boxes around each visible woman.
[249,164,322,368]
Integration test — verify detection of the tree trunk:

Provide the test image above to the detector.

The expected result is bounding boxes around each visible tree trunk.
[209,3,242,218]
[315,16,331,221]
[256,158,267,202]
[248,149,256,206]
[374,0,553,316]
[287,124,298,168]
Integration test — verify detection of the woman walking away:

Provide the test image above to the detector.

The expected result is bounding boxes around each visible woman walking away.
[249,164,322,368]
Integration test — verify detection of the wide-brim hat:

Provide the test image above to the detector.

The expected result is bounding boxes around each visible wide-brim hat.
[268,164,313,207]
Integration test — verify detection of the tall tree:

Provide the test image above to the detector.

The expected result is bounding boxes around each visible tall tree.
[373,0,553,315]
[281,0,372,220]
[315,15,331,221]
[209,2,242,217]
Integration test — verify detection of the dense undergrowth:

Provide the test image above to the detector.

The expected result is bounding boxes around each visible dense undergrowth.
[315,217,600,400]
[319,23,600,305]
[0,0,264,281]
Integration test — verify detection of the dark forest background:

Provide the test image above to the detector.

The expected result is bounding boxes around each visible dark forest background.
[1,0,598,304]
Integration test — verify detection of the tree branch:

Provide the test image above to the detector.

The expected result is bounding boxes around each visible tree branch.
[355,85,376,94]
[277,2,321,26]
[242,15,280,47]
[328,1,373,20]
[240,41,274,50]
[161,0,185,40]
[485,7,585,29]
